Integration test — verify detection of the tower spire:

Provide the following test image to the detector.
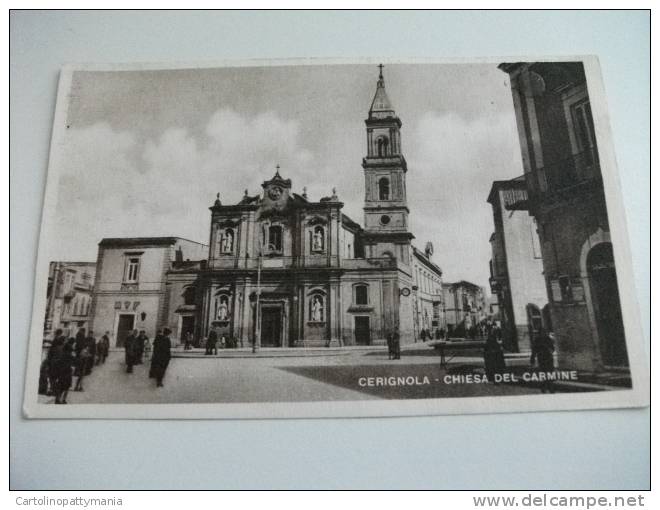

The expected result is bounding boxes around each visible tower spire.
[369,64,394,116]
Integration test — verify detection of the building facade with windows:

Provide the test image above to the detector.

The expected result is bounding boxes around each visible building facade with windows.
[499,61,628,371]
[89,237,207,347]
[411,244,444,340]
[86,67,442,349]
[442,280,486,336]
[487,178,548,353]
[196,68,440,348]
[44,261,96,341]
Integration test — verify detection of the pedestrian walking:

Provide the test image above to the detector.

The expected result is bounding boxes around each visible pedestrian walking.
[206,328,218,355]
[184,331,193,350]
[125,329,138,373]
[84,330,96,375]
[150,327,172,387]
[46,329,66,396]
[136,330,148,365]
[392,328,401,360]
[386,330,394,360]
[530,328,555,394]
[97,332,110,365]
[54,339,75,404]
[483,324,505,382]
[73,341,92,392]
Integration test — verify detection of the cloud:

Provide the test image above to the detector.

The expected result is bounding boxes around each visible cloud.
[47,109,316,261]
[406,111,524,290]
[47,107,524,297]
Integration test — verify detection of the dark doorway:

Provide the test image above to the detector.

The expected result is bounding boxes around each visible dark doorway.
[261,306,282,347]
[354,316,371,345]
[180,316,195,344]
[116,314,134,348]
[587,243,628,367]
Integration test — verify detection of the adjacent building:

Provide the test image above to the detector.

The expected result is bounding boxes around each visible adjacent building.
[89,237,207,347]
[44,262,96,341]
[487,177,548,352]
[499,61,628,371]
[411,243,444,340]
[442,280,486,336]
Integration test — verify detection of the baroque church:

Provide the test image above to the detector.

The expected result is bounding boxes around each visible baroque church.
[88,67,444,348]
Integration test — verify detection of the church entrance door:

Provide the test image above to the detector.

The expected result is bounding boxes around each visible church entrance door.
[261,306,283,347]
[354,316,371,346]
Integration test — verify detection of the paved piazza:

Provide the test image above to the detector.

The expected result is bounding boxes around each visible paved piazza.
[37,347,549,404]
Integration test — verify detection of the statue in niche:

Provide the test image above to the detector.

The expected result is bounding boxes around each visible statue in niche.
[313,227,324,251]
[217,296,229,321]
[311,295,324,322]
[221,229,234,253]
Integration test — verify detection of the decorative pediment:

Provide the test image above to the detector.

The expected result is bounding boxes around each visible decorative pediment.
[307,215,328,226]
[216,219,240,228]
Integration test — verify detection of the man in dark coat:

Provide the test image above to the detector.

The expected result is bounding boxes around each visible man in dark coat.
[150,327,172,387]
[84,330,96,375]
[54,339,75,403]
[125,329,138,373]
[45,329,66,395]
[484,324,506,382]
[135,330,148,365]
[97,331,110,365]
[392,328,401,360]
[531,328,556,393]
[206,328,218,355]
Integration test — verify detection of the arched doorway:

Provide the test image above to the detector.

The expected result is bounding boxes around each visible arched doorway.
[586,242,628,367]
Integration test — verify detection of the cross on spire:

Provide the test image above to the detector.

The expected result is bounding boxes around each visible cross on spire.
[275,164,280,177]
[378,63,384,79]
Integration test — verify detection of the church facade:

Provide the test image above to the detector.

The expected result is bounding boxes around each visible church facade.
[89,68,443,348]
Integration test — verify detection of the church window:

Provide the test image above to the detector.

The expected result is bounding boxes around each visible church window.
[354,284,369,305]
[220,228,234,254]
[380,214,391,225]
[183,285,196,305]
[378,177,390,200]
[268,225,283,252]
[73,299,79,316]
[311,226,325,252]
[309,294,325,322]
[377,136,389,157]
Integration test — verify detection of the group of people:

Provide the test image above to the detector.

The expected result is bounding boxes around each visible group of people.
[40,328,111,404]
[204,329,237,355]
[124,328,172,387]
[482,321,556,392]
[419,328,448,342]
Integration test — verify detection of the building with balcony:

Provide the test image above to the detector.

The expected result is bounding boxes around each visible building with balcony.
[499,61,629,371]
[44,261,96,341]
[487,179,548,353]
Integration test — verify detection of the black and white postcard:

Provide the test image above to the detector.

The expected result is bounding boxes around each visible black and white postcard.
[22,58,649,418]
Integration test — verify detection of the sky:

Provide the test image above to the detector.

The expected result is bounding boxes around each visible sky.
[49,63,525,292]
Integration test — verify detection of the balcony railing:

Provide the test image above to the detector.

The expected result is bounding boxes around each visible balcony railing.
[532,147,600,195]
[501,174,529,211]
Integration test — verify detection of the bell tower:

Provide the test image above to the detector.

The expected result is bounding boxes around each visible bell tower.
[362,65,413,260]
